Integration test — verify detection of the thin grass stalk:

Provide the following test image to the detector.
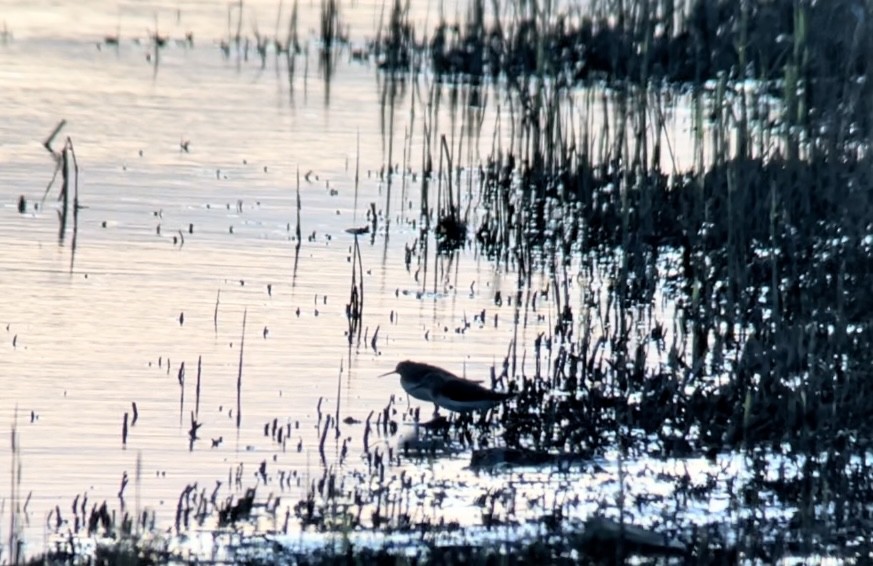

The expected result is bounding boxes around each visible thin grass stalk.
[214,289,221,336]
[295,166,302,243]
[195,355,202,420]
[384,79,397,227]
[7,411,20,565]
[178,362,185,426]
[400,124,408,222]
[237,308,247,429]
[433,138,443,293]
[58,143,69,245]
[67,138,80,273]
[292,167,302,285]
[135,451,141,537]
[354,130,360,223]
[335,362,342,440]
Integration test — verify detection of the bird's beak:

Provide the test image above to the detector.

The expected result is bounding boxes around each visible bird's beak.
[378,370,397,378]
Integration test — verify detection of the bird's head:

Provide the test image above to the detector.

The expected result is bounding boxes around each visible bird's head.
[379,360,422,379]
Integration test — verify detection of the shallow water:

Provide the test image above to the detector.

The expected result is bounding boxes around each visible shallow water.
[0,0,729,559]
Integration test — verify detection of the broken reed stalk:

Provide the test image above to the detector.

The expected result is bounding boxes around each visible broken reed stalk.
[237,308,247,429]
[43,119,66,154]
[40,125,81,272]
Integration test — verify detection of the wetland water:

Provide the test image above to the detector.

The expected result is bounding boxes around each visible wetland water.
[0,0,819,562]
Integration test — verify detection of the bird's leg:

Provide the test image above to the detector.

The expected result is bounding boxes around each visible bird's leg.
[432,403,440,419]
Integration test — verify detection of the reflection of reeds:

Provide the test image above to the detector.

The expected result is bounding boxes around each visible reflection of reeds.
[345,235,364,346]
[285,0,300,94]
[319,0,343,91]
[435,134,467,253]
[233,0,243,50]
[0,21,11,45]
[253,28,268,68]
[319,0,340,53]
[376,0,414,71]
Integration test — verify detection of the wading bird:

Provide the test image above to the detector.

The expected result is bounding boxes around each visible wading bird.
[381,360,513,415]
